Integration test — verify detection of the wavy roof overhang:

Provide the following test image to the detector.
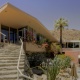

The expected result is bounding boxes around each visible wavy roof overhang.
[0,3,57,42]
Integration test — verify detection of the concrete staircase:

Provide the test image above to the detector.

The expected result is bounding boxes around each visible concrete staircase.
[0,44,25,80]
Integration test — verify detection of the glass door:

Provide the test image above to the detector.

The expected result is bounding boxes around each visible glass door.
[10,28,17,43]
[18,29,23,39]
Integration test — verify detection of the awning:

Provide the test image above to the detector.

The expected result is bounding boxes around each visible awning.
[0,3,57,42]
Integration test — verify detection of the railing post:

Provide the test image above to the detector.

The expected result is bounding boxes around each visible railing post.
[8,27,10,43]
[17,28,19,42]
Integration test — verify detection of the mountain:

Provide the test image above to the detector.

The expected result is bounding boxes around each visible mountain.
[50,29,80,42]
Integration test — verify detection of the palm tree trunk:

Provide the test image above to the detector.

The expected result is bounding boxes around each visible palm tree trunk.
[60,25,62,47]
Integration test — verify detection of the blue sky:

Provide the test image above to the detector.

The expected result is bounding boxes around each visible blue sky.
[0,0,80,30]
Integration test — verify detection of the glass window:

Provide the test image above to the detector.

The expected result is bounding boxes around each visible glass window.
[62,52,65,54]
[68,42,73,48]
[62,43,65,48]
[1,25,17,43]
[1,29,8,42]
[10,28,17,43]
[66,42,67,48]
[74,42,79,48]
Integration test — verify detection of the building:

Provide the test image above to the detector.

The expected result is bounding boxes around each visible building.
[51,29,80,64]
[0,3,56,51]
[0,3,58,80]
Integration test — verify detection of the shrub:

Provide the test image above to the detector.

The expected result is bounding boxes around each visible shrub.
[27,52,46,67]
[57,54,72,69]
[47,56,62,80]
[39,56,62,80]
[40,55,72,80]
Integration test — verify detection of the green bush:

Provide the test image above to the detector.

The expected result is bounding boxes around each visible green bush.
[62,56,71,69]
[27,52,46,67]
[58,54,71,69]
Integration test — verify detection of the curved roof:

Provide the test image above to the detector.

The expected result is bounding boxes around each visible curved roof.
[0,3,57,41]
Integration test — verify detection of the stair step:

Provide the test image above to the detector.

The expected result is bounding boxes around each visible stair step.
[0,54,24,56]
[0,66,24,70]
[0,56,18,58]
[0,62,24,66]
[0,55,19,56]
[0,55,24,58]
[0,79,23,80]
[0,59,24,62]
[0,53,21,55]
[0,74,23,79]
[2,51,20,53]
[0,44,25,80]
[0,57,24,60]
[0,60,24,63]
[0,68,24,72]
[0,69,24,75]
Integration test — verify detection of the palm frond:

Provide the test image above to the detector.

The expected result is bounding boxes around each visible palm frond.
[54,18,68,30]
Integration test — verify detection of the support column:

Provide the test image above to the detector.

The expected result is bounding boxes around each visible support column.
[32,29,34,41]
[17,28,19,42]
[79,42,80,48]
[73,42,74,48]
[8,27,10,43]
[23,28,25,41]
[67,42,68,48]
[0,24,1,43]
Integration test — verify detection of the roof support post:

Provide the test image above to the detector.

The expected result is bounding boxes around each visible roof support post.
[0,24,1,43]
[73,42,74,48]
[8,27,10,43]
[17,28,19,42]
[79,42,80,48]
[66,42,68,48]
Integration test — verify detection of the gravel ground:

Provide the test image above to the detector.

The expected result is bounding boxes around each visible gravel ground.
[34,66,80,80]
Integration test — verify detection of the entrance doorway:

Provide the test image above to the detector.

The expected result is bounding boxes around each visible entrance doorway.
[1,25,17,43]
[18,28,27,41]
[18,30,23,38]
[10,29,17,43]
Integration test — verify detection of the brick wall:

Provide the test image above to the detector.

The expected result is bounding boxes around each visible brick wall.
[62,48,80,64]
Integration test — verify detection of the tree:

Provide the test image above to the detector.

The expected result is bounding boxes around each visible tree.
[54,18,68,47]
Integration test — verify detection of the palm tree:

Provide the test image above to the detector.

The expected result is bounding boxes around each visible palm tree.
[54,18,68,47]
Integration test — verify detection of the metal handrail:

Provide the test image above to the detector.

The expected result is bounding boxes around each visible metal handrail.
[0,32,6,44]
[17,39,34,80]
[0,32,6,36]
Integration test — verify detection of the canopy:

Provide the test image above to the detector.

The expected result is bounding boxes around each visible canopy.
[0,3,57,42]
